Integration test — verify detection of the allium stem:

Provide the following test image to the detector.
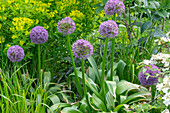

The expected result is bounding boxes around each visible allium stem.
[67,36,83,97]
[81,59,87,96]
[151,85,155,100]
[111,38,115,80]
[101,37,109,104]
[38,44,42,88]
[81,59,91,110]
[111,14,116,80]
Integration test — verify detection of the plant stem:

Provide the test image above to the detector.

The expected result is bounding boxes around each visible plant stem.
[111,38,115,80]
[38,44,42,89]
[111,14,116,80]
[101,37,108,87]
[81,59,91,111]
[151,85,155,100]
[81,59,87,97]
[67,36,83,98]
[101,37,109,106]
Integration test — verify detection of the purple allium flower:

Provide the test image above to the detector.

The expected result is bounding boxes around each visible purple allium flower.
[99,20,118,38]
[72,39,93,59]
[104,0,125,15]
[57,17,76,35]
[138,64,161,86]
[30,26,48,44]
[7,45,25,62]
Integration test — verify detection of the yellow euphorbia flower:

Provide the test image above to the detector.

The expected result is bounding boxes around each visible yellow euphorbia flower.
[20,40,25,46]
[0,36,5,43]
[11,35,17,39]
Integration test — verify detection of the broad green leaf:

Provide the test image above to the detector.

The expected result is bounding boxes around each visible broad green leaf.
[61,107,83,113]
[85,77,103,101]
[159,0,170,9]
[154,28,166,37]
[113,104,126,112]
[48,95,60,104]
[106,92,115,110]
[141,21,152,34]
[116,60,126,80]
[149,1,160,9]
[44,71,51,89]
[88,56,101,83]
[106,81,116,98]
[88,67,96,81]
[50,104,71,112]
[92,94,107,111]
[95,7,104,14]
[120,95,126,104]
[116,80,139,95]
[122,92,150,104]
[156,10,168,18]
[112,76,119,83]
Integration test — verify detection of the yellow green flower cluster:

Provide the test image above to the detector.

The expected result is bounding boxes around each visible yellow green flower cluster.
[0,0,102,60]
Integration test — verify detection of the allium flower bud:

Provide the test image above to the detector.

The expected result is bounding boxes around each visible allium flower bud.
[99,20,118,38]
[7,45,25,62]
[138,64,161,86]
[105,0,125,15]
[30,26,48,44]
[72,39,93,59]
[57,17,76,35]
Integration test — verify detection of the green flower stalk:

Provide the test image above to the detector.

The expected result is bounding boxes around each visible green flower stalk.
[72,39,93,108]
[67,36,83,97]
[99,20,118,94]
[57,17,83,97]
[30,26,48,88]
[111,14,116,80]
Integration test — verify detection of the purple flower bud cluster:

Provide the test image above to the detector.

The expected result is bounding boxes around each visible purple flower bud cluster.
[7,45,25,62]
[30,26,48,44]
[104,0,125,15]
[138,64,161,86]
[99,20,118,38]
[72,39,93,59]
[57,17,76,35]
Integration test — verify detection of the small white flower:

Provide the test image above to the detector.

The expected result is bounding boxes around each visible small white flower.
[162,87,169,94]
[163,76,170,84]
[156,83,163,91]
[162,92,170,106]
[162,109,170,113]
[143,60,151,65]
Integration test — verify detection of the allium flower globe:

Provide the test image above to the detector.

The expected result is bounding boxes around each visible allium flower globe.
[57,17,76,35]
[30,26,48,44]
[99,20,118,38]
[72,39,93,59]
[105,0,125,15]
[7,45,25,62]
[138,64,160,86]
